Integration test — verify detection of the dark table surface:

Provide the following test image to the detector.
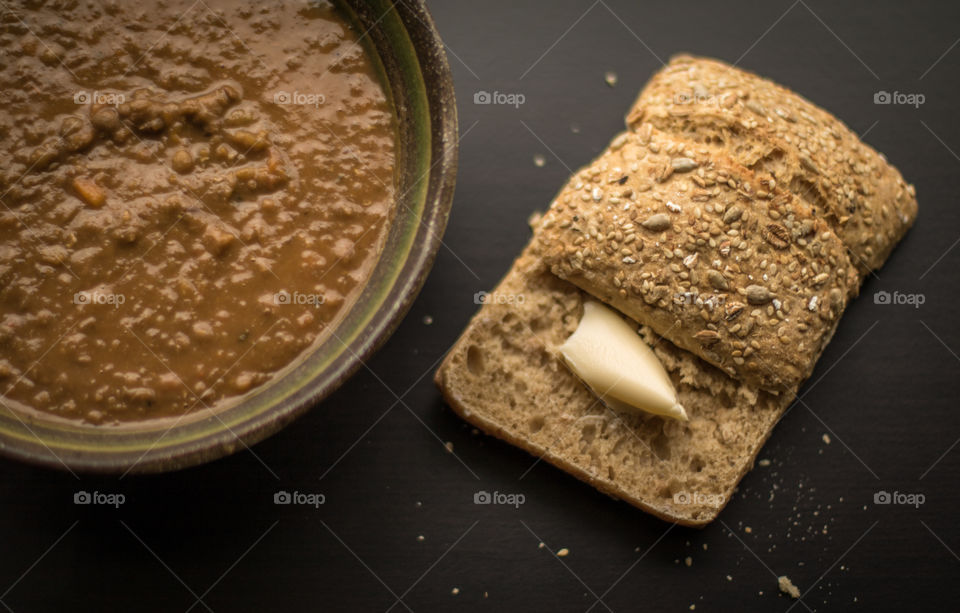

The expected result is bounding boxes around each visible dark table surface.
[3,0,959,611]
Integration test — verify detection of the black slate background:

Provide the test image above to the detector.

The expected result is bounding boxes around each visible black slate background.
[2,0,959,611]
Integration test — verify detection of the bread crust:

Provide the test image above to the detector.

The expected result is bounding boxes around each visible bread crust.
[629,55,918,277]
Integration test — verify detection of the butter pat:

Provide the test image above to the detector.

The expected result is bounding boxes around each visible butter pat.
[559,300,688,421]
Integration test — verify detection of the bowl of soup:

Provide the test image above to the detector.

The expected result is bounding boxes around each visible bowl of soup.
[0,0,457,472]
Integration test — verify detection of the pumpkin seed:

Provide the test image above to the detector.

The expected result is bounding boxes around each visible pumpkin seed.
[707,269,728,290]
[746,285,772,305]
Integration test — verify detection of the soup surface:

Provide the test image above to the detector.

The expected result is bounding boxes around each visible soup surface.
[0,0,396,423]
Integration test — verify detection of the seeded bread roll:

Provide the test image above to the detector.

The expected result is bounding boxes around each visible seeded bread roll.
[435,243,792,526]
[628,55,918,277]
[534,125,856,392]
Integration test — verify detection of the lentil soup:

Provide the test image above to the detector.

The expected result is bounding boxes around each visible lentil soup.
[0,0,397,424]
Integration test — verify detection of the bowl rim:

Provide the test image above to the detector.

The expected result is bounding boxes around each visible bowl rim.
[0,0,458,474]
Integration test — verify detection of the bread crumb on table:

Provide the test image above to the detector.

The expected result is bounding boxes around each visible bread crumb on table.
[758,458,771,467]
[444,441,454,453]
[451,587,460,596]
[557,548,570,557]
[822,433,831,444]
[778,575,801,599]
[744,526,752,534]
[684,556,692,567]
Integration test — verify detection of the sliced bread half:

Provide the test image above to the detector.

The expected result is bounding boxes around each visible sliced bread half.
[435,241,793,526]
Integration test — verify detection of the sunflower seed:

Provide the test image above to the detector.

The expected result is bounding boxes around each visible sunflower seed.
[658,164,674,182]
[671,157,698,172]
[722,205,743,224]
[637,122,653,144]
[745,101,767,117]
[829,287,844,308]
[641,213,671,232]
[746,285,772,305]
[800,154,820,174]
[694,330,721,345]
